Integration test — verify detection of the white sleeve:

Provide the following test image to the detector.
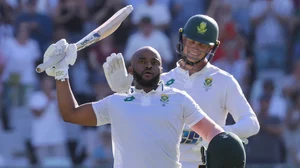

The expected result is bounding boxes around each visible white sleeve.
[224,75,260,138]
[92,96,112,126]
[181,91,206,128]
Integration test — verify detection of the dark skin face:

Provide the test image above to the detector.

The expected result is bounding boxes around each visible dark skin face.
[180,37,213,75]
[128,47,163,93]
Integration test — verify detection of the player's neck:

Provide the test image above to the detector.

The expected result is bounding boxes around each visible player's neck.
[179,60,208,76]
[134,83,159,93]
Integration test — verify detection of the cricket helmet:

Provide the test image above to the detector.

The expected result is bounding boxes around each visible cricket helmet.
[176,14,220,65]
[206,132,246,168]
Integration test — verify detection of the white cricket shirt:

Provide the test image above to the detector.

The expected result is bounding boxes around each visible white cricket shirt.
[92,82,206,168]
[161,62,259,163]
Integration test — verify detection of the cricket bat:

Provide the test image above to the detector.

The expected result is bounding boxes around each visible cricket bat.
[36,5,133,73]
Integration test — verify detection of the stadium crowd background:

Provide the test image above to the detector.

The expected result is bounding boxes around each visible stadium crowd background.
[0,0,300,167]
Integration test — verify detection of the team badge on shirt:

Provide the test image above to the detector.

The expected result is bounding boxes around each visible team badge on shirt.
[203,77,213,91]
[160,94,169,106]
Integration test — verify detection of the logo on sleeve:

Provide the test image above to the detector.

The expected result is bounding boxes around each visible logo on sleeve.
[203,77,213,91]
[124,96,135,102]
[160,94,169,106]
[165,78,175,86]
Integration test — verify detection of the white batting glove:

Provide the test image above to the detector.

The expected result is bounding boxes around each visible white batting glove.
[43,39,77,81]
[103,53,133,93]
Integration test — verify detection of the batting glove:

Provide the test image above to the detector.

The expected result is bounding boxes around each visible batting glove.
[43,39,77,81]
[103,53,133,93]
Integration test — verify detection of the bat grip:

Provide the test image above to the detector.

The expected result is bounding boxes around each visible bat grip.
[36,43,81,73]
[36,64,50,73]
[36,56,61,73]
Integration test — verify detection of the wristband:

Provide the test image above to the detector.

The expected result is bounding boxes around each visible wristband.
[55,68,69,81]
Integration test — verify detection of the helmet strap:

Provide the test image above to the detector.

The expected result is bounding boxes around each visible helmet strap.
[207,40,220,62]
[182,55,204,66]
[176,28,184,53]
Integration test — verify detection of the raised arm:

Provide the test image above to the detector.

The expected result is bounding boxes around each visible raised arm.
[56,79,97,126]
[41,39,98,126]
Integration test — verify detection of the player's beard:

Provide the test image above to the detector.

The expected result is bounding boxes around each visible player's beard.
[133,69,160,88]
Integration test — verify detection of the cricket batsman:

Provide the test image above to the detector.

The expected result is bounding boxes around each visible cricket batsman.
[39,37,247,167]
[103,14,260,168]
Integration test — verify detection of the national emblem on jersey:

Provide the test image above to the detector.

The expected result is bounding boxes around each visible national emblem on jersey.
[197,21,207,34]
[203,77,213,91]
[124,96,135,102]
[160,94,169,106]
[165,78,175,86]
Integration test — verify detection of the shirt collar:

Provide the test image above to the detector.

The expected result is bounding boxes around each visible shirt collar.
[129,80,165,95]
[175,61,212,76]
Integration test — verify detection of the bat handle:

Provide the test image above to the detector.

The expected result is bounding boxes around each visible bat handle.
[36,42,82,73]
[36,57,59,73]
[36,64,49,73]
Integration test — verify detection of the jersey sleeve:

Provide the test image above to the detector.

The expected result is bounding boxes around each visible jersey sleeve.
[92,96,112,126]
[181,91,206,128]
[224,75,260,138]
